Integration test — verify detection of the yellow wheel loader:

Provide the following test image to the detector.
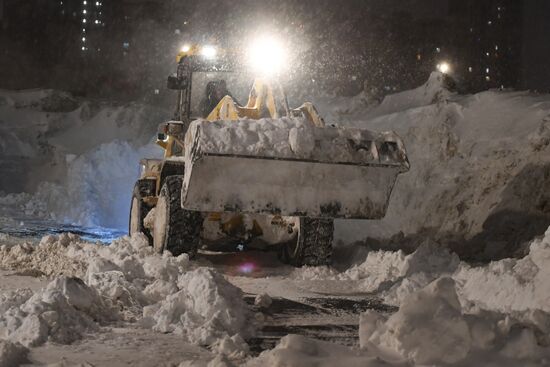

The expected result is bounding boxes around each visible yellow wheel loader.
[129,43,409,266]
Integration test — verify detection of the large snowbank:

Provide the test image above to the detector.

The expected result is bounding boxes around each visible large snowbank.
[12,141,159,229]
[0,234,252,351]
[325,73,550,256]
[0,88,166,229]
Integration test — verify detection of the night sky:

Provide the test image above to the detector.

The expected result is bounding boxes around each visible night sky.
[0,0,549,97]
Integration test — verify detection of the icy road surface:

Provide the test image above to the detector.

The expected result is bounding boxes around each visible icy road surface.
[0,207,125,243]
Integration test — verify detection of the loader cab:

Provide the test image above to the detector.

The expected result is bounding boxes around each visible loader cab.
[167,52,250,122]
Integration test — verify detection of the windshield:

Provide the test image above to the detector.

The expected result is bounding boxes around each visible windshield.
[190,71,252,119]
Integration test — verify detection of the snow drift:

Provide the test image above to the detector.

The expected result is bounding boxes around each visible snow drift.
[0,88,167,229]
[360,277,550,365]
[324,72,550,257]
[0,233,253,350]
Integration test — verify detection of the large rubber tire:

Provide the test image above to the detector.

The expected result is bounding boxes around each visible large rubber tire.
[153,175,203,257]
[280,217,334,267]
[129,179,156,244]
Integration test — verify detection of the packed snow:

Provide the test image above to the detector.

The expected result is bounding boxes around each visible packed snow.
[186,117,404,165]
[0,339,28,367]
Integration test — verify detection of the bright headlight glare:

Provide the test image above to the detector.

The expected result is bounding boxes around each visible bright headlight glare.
[437,62,451,74]
[248,36,287,75]
[201,45,217,59]
[181,44,191,53]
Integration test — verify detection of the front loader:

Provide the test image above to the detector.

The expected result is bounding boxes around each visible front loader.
[129,42,409,266]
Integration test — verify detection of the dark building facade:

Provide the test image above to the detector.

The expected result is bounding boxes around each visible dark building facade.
[444,0,523,92]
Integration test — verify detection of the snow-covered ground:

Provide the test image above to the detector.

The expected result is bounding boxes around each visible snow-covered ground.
[2,75,550,365]
[0,230,549,366]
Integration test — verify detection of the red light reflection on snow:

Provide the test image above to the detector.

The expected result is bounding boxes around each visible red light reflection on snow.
[238,262,256,274]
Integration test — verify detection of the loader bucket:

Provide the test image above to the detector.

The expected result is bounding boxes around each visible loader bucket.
[180,118,409,219]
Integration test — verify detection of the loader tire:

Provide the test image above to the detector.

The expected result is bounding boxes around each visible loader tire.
[280,217,334,267]
[153,175,202,257]
[129,179,156,245]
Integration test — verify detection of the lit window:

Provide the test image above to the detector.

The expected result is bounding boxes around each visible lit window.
[488,20,492,25]
[83,0,87,4]
[495,45,499,50]
[83,9,86,14]
[96,1,99,4]
[82,46,86,51]
[82,18,86,23]
[82,37,86,42]
[95,20,99,24]
[486,68,490,74]
[468,66,473,72]
[485,76,491,81]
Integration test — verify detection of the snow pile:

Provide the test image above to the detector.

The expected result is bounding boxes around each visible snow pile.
[294,241,460,303]
[341,241,459,294]
[371,71,452,117]
[0,88,167,230]
[187,117,399,165]
[247,334,383,367]
[0,233,253,350]
[0,277,113,347]
[5,140,159,229]
[324,73,550,255]
[361,277,550,365]
[454,226,550,315]
[0,233,87,278]
[0,340,28,367]
[143,268,251,346]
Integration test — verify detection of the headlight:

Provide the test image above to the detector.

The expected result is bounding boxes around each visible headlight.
[201,45,217,59]
[437,62,451,74]
[247,36,287,76]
